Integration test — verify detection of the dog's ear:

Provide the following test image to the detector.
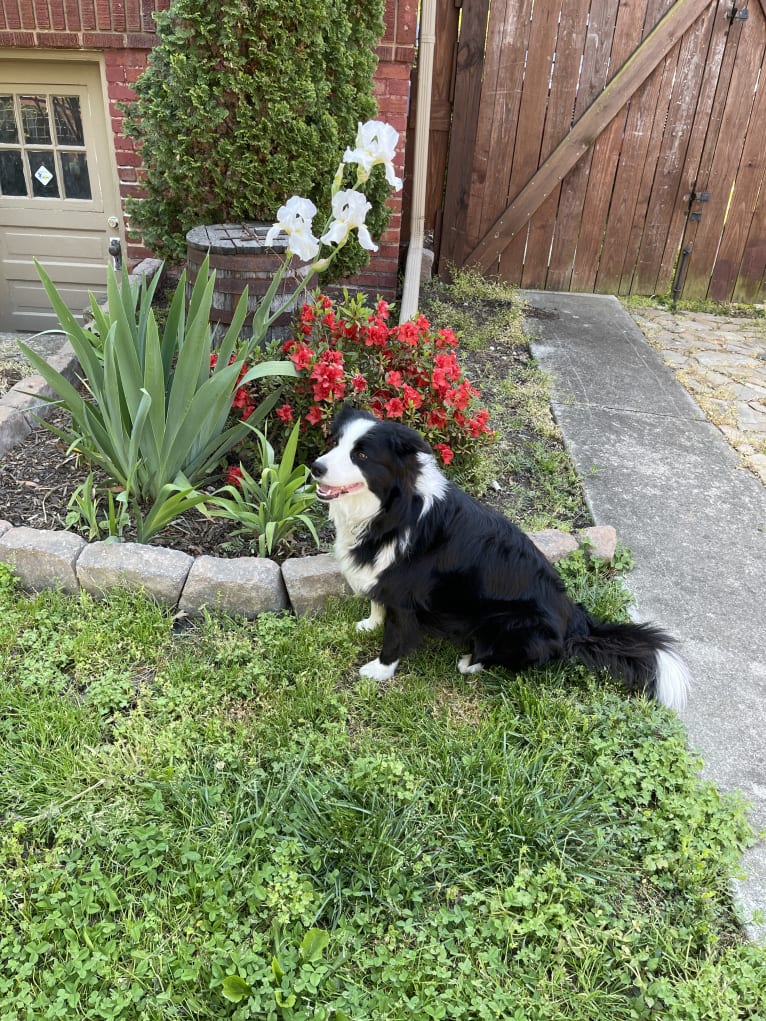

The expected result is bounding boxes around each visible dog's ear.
[330,402,375,439]
[389,421,434,459]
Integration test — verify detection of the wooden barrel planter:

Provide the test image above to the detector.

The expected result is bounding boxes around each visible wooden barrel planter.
[186,223,305,341]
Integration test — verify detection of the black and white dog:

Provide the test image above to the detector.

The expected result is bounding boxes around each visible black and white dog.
[311,406,690,710]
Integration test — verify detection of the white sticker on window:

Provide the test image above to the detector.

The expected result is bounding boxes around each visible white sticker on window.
[35,164,54,187]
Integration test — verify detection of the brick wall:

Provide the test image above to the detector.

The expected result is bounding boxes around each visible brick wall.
[0,1,414,296]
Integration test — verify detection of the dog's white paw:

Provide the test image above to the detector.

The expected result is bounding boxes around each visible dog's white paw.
[355,602,385,632]
[356,616,380,633]
[458,654,483,676]
[359,657,399,682]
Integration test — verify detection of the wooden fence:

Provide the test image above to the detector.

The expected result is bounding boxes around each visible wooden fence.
[422,0,766,302]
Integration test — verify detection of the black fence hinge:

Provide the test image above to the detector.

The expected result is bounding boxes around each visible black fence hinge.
[727,3,749,20]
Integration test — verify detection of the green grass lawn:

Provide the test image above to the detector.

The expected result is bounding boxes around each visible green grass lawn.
[1,558,764,1021]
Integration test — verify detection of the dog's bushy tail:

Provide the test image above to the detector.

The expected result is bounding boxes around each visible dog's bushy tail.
[567,618,691,710]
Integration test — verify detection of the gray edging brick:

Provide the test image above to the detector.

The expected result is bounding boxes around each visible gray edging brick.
[0,524,617,618]
[178,555,288,619]
[77,541,194,606]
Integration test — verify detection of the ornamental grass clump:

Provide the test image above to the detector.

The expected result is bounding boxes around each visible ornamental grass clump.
[19,259,293,542]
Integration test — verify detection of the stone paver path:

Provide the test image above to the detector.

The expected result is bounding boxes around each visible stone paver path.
[629,306,766,485]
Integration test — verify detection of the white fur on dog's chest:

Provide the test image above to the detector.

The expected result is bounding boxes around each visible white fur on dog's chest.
[334,531,398,595]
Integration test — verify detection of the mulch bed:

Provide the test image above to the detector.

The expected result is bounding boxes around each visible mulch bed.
[0,315,590,561]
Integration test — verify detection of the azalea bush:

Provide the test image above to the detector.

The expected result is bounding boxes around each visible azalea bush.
[232,290,494,470]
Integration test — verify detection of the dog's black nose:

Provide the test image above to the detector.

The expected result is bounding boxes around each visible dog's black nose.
[310,459,326,479]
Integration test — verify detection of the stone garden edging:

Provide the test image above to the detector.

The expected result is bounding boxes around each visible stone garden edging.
[0,519,617,619]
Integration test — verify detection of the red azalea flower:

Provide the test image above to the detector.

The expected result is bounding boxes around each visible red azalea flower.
[276,403,294,423]
[436,327,458,349]
[385,369,403,387]
[210,352,218,369]
[395,321,420,347]
[290,344,314,371]
[384,397,405,419]
[427,408,448,429]
[365,317,390,347]
[305,405,323,425]
[225,465,244,487]
[281,338,297,354]
[376,298,390,320]
[402,384,423,410]
[434,443,454,466]
[351,373,368,393]
[232,387,249,408]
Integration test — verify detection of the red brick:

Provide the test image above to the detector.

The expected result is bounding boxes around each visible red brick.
[63,0,80,30]
[78,0,96,31]
[19,0,37,29]
[39,29,81,45]
[0,29,35,44]
[49,0,66,30]
[81,30,122,46]
[125,31,156,48]
[118,167,138,183]
[106,82,136,101]
[375,61,413,80]
[2,0,22,30]
[95,0,111,30]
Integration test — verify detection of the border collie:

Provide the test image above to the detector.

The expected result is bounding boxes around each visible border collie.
[311,406,690,710]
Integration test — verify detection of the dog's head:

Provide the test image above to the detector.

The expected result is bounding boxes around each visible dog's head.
[311,406,445,516]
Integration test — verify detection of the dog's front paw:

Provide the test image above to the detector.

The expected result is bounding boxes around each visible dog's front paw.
[355,602,385,632]
[359,657,399,682]
[356,616,380,633]
[458,654,484,676]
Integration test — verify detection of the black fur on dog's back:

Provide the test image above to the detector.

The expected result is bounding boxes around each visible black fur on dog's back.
[314,408,691,709]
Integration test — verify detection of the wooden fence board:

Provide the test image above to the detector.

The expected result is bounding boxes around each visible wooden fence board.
[425,0,459,239]
[708,8,766,299]
[468,0,531,257]
[439,0,491,268]
[570,0,672,291]
[617,50,679,293]
[594,49,672,292]
[681,11,758,297]
[631,0,718,294]
[521,0,593,287]
[499,0,564,280]
[545,0,621,289]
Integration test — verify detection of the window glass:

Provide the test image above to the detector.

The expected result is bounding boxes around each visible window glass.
[53,96,85,147]
[20,96,52,145]
[0,151,26,195]
[61,151,92,199]
[0,95,19,144]
[28,150,60,197]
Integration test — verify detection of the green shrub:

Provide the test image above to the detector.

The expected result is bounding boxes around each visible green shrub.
[123,0,388,279]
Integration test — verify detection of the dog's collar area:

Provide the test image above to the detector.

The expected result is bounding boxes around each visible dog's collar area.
[315,482,366,501]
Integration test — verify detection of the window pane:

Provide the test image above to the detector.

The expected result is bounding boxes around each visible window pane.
[0,151,26,196]
[53,96,85,146]
[0,95,19,144]
[20,96,52,144]
[61,151,92,199]
[28,151,60,197]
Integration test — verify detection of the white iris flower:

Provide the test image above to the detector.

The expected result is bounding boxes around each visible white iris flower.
[265,196,320,263]
[343,120,403,190]
[320,189,378,251]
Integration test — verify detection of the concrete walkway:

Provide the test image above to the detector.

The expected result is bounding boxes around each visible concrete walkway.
[523,291,766,943]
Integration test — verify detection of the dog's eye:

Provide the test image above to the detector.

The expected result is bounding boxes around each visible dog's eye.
[355,450,367,461]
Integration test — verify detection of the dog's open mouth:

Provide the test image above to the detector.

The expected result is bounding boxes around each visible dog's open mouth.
[315,482,366,501]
